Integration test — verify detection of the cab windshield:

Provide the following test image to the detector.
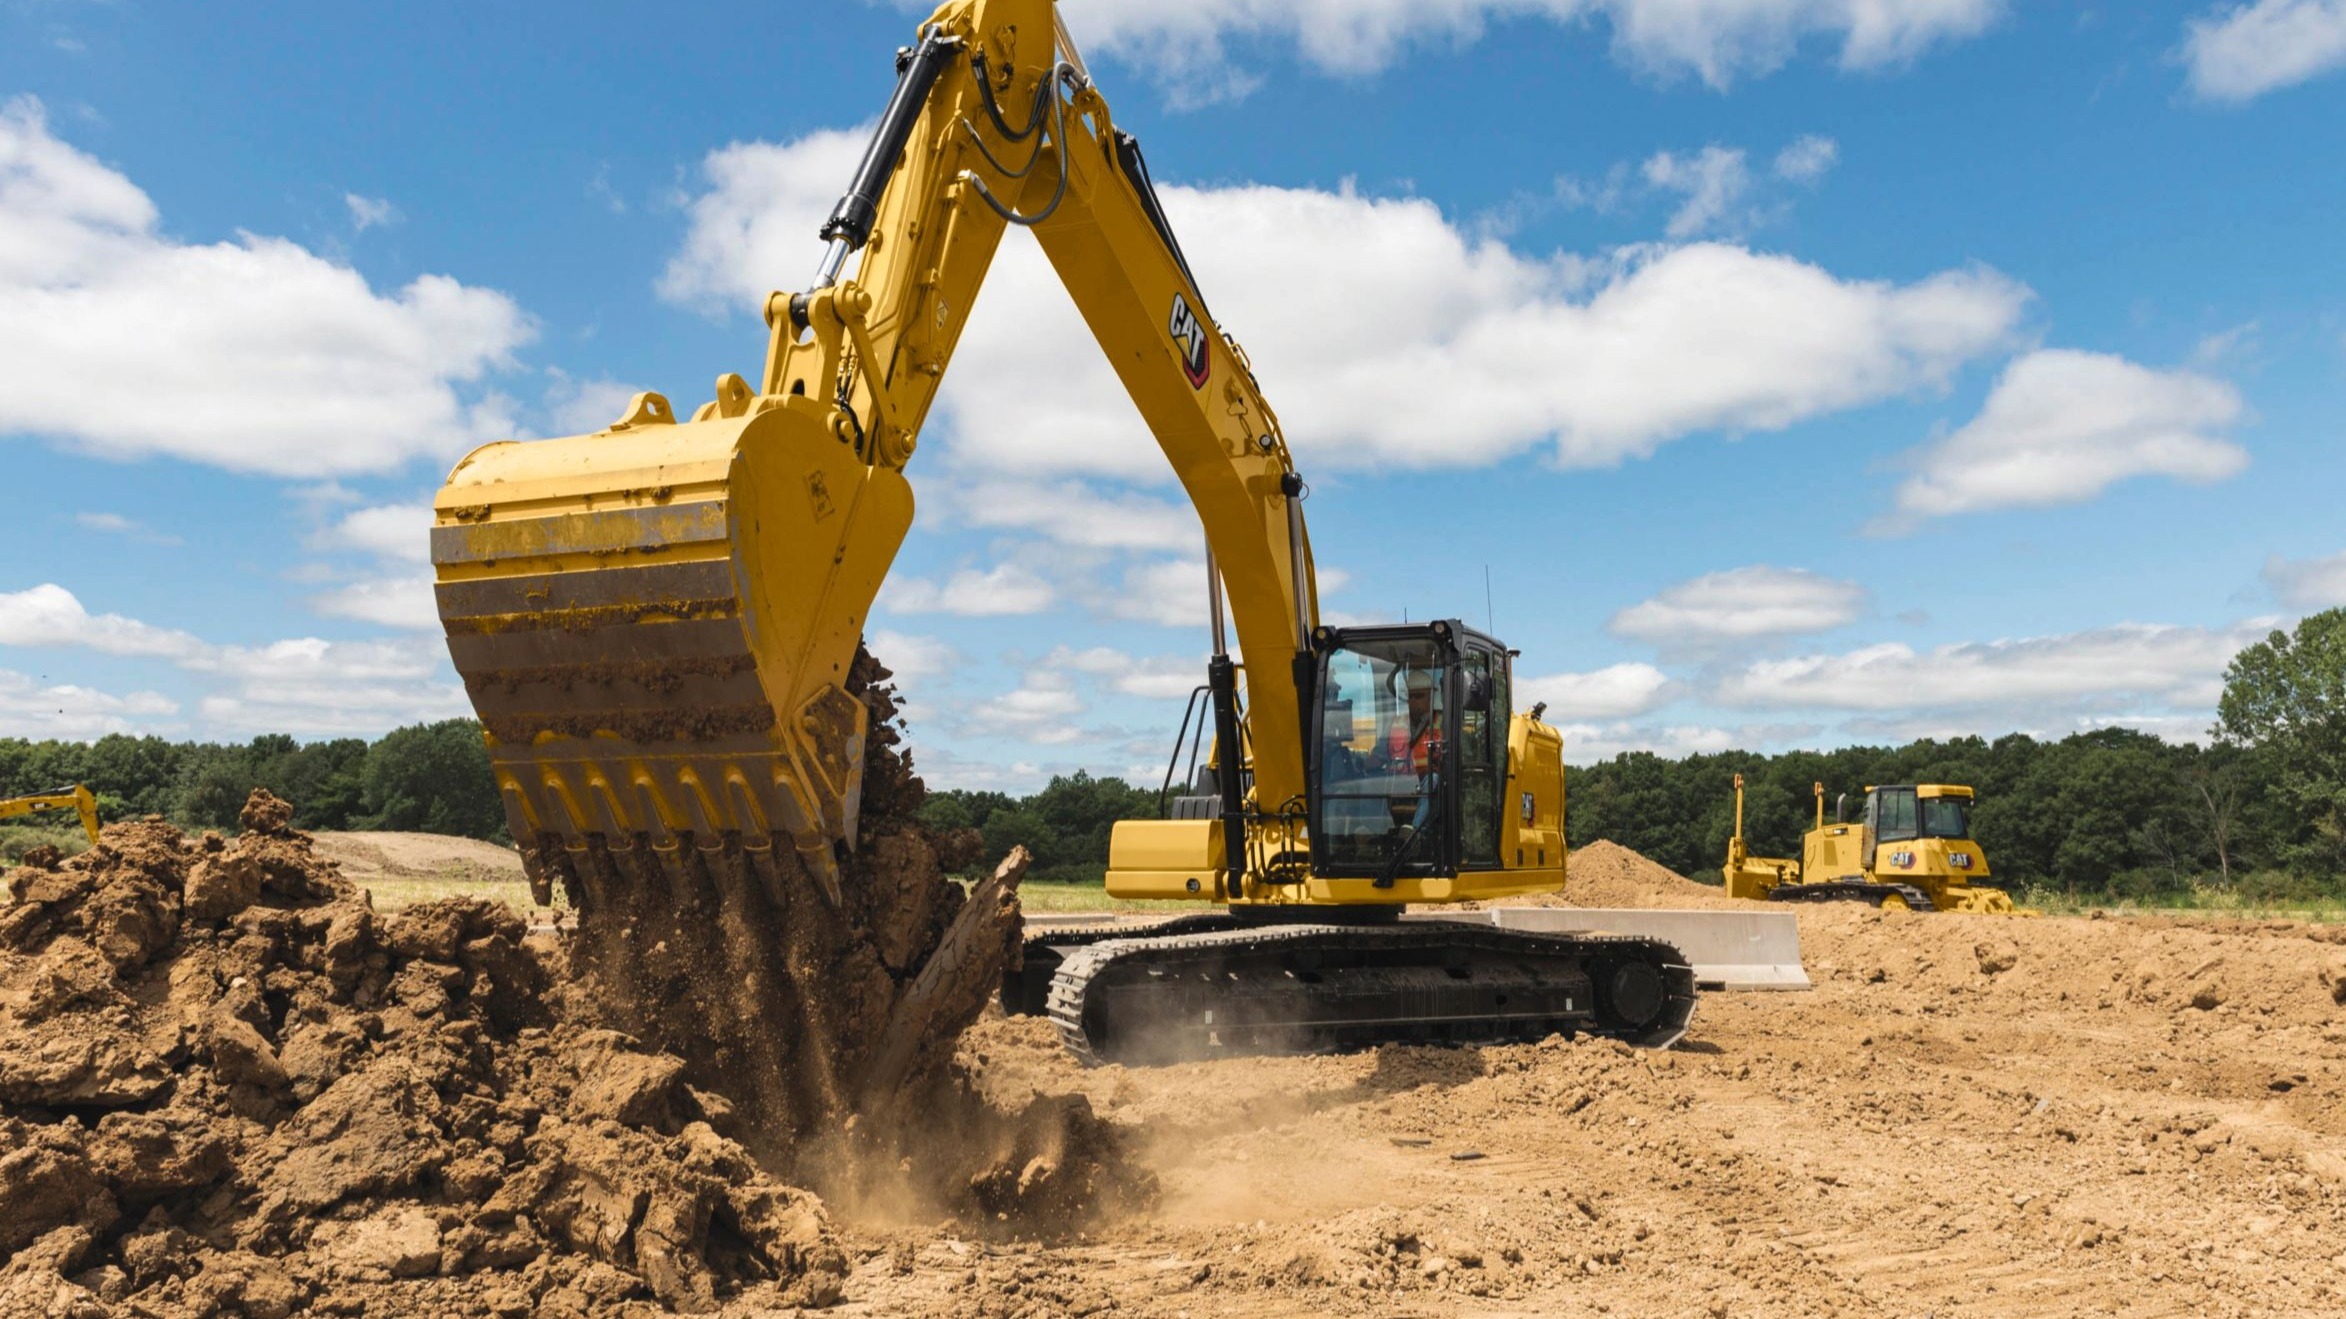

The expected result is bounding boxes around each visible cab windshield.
[1919,796,1971,840]
[1313,637,1448,872]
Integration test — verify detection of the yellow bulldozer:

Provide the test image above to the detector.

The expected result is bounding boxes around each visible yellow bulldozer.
[1722,775,2031,914]
[430,0,1699,1062]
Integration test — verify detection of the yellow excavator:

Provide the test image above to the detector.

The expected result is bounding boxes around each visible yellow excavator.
[430,0,1694,1062]
[1,785,101,850]
[1723,775,2030,914]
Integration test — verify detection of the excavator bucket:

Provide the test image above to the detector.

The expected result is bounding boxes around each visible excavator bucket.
[431,388,912,904]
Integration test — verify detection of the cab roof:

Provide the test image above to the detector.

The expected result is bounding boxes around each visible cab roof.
[1863,784,1976,799]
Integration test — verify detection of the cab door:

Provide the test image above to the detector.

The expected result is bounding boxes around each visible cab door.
[1456,645,1508,868]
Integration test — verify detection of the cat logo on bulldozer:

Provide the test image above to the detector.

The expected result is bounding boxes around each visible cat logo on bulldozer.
[1168,291,1210,388]
[1889,850,1916,869]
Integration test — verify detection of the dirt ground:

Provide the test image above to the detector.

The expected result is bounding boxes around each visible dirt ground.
[838,842,2346,1318]
[307,832,534,911]
[8,820,2345,1318]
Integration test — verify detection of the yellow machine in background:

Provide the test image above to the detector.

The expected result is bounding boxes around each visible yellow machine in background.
[1723,775,2030,914]
[1,785,101,849]
[433,0,1695,1061]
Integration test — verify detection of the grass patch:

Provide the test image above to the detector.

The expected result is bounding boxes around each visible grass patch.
[2019,884,2346,924]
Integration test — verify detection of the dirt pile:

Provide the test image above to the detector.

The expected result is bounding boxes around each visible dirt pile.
[1545,839,1743,909]
[0,790,850,1317]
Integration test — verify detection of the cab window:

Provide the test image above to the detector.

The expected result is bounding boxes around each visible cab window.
[1875,788,1919,843]
[1920,795,1971,839]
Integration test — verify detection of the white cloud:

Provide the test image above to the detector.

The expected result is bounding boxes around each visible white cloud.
[344,193,400,231]
[1519,661,1674,720]
[0,669,180,740]
[1059,0,2001,95]
[1552,719,1738,765]
[310,575,439,631]
[1107,558,1212,628]
[0,583,464,736]
[947,479,1199,552]
[2263,549,2346,609]
[319,502,432,564]
[882,563,1057,616]
[1772,134,1839,182]
[1054,645,1204,699]
[1714,621,2265,714]
[303,502,437,631]
[2182,0,2346,102]
[1610,566,1865,645]
[0,583,204,659]
[1888,350,2247,523]
[1643,146,1751,238]
[866,629,963,682]
[958,667,1088,744]
[0,97,533,478]
[543,373,650,436]
[664,133,2029,482]
[74,511,180,545]
[658,126,868,312]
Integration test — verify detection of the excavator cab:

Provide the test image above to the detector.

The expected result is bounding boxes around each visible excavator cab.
[1308,621,1510,883]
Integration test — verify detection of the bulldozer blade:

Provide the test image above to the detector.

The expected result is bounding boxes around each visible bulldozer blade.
[432,392,913,906]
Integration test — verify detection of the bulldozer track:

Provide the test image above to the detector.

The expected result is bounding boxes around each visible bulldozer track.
[1037,920,1696,1066]
[1768,880,1937,911]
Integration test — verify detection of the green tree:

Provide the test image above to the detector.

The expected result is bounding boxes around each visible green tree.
[2218,608,2346,871]
[361,721,505,840]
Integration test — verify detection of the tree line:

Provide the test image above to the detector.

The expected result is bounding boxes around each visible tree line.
[1569,609,2346,901]
[6,611,2339,899]
[0,719,502,852]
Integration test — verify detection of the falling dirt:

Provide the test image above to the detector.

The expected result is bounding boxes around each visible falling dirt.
[543,647,1146,1225]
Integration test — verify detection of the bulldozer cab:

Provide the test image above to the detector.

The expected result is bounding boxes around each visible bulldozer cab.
[1308,621,1509,880]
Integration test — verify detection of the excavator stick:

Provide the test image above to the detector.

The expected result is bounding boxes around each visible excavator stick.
[432,390,913,905]
[0,785,101,849]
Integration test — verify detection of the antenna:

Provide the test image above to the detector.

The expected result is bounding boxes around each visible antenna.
[1483,564,1494,635]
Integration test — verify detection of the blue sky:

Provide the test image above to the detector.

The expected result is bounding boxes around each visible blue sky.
[1,0,2342,789]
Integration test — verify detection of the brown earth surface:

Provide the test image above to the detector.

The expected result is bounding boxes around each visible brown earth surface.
[8,797,2346,1317]
[306,832,528,890]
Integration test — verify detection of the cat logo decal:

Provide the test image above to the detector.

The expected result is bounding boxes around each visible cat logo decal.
[1168,291,1210,388]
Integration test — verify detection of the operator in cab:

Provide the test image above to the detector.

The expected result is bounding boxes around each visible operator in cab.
[1382,668,1446,779]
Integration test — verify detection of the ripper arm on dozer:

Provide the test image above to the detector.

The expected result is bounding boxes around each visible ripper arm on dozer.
[429,0,1316,902]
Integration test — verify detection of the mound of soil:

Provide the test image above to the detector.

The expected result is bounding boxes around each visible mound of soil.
[1543,840,1743,910]
[0,791,846,1317]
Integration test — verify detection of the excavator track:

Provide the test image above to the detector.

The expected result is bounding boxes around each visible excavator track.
[1768,881,1936,911]
[1036,920,1696,1066]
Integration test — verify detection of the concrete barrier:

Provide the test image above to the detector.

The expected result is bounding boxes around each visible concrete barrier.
[1414,907,1809,991]
[1026,907,1809,991]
